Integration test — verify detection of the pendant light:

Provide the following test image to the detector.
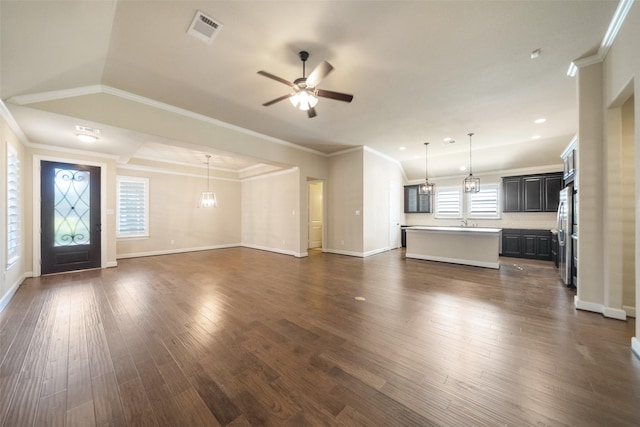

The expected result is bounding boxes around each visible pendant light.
[198,154,217,208]
[463,132,480,193]
[418,142,435,195]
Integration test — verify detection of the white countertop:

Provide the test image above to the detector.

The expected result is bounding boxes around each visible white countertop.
[405,226,502,233]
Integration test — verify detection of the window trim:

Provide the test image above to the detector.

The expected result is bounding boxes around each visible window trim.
[116,175,149,239]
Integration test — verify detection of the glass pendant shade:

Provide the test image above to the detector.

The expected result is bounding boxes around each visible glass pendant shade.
[289,89,318,111]
[418,181,435,195]
[198,191,217,208]
[463,175,481,193]
[199,154,217,208]
[463,132,480,193]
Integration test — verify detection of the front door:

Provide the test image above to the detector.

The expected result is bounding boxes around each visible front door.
[41,161,101,274]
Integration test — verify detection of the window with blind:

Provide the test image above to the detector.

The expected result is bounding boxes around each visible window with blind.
[7,146,20,266]
[435,187,461,218]
[116,176,149,238]
[468,183,500,219]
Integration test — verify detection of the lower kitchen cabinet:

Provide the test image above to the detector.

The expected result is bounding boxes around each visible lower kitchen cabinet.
[501,229,552,261]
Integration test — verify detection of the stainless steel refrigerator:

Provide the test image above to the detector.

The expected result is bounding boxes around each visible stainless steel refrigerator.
[557,185,573,286]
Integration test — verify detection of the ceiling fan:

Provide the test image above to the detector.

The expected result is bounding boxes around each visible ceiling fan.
[258,50,354,118]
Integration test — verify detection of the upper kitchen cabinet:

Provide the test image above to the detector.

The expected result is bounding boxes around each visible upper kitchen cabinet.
[502,172,563,213]
[561,136,578,185]
[404,185,432,213]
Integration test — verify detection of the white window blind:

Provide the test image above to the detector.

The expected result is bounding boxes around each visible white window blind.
[435,188,461,218]
[468,184,500,219]
[117,176,149,238]
[7,146,20,265]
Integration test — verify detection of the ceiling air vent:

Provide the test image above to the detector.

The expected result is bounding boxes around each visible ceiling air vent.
[187,10,222,44]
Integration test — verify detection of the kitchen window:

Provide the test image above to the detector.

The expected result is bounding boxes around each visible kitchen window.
[435,187,462,218]
[116,176,149,238]
[467,183,500,219]
[7,145,20,266]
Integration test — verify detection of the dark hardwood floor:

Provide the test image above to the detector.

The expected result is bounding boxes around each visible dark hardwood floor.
[1,248,639,426]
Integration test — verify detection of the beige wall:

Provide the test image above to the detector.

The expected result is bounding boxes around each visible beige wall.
[116,164,241,258]
[363,148,404,254]
[579,4,639,351]
[327,149,364,255]
[241,168,301,256]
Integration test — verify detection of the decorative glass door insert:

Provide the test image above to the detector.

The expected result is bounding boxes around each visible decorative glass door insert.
[54,167,91,246]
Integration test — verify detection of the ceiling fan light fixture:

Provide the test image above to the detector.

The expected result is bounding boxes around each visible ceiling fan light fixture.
[290,89,318,111]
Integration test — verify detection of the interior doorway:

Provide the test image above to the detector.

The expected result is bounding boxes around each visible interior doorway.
[308,180,323,250]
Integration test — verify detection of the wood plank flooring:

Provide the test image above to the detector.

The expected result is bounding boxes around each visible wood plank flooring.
[1,248,639,426]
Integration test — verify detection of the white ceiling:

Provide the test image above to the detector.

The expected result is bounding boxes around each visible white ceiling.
[1,1,617,180]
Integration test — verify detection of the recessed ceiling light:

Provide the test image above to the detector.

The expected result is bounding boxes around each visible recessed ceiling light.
[460,165,467,171]
[443,138,455,144]
[530,49,541,59]
[76,134,98,143]
[399,146,406,150]
[534,118,546,124]
[532,135,541,140]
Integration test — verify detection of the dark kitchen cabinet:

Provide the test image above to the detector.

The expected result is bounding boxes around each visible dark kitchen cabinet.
[523,177,543,211]
[404,185,431,213]
[543,174,562,212]
[503,177,522,212]
[501,229,552,260]
[502,172,563,213]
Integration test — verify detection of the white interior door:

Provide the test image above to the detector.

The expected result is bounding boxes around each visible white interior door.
[308,181,323,249]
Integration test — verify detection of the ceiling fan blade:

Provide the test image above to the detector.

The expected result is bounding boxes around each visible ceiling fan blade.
[307,107,317,118]
[257,71,295,88]
[262,94,292,106]
[306,61,333,87]
[316,89,354,103]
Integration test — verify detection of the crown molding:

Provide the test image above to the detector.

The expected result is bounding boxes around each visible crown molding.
[568,0,634,76]
[10,84,328,158]
[0,99,30,145]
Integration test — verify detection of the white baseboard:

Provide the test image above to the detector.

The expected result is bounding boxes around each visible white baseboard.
[116,243,240,259]
[363,247,391,257]
[623,305,636,318]
[574,296,628,320]
[241,243,306,258]
[106,261,118,268]
[603,307,627,320]
[324,248,365,257]
[324,247,393,258]
[632,337,640,360]
[0,272,28,313]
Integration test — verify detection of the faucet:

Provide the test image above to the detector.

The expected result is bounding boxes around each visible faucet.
[460,219,468,227]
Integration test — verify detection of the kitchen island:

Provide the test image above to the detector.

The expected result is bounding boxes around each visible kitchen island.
[405,226,502,269]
